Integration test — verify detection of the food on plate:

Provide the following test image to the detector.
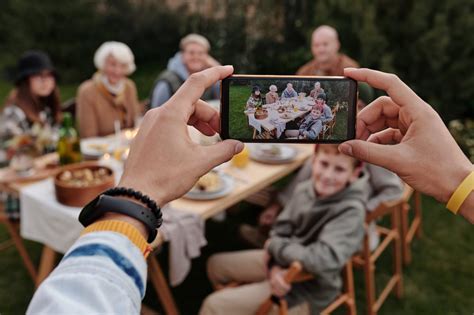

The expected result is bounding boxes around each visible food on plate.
[259,145,282,157]
[193,171,222,192]
[57,167,111,187]
[87,143,109,153]
[280,113,292,119]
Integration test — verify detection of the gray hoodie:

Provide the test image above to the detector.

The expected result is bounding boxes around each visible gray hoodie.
[267,172,369,311]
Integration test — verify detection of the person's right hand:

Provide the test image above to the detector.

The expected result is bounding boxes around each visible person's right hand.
[339,68,473,206]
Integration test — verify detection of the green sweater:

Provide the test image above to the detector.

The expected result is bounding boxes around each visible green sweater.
[267,172,369,311]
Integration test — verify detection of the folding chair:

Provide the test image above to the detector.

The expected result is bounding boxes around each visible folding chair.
[256,260,356,315]
[0,193,37,282]
[352,187,406,315]
[400,185,423,265]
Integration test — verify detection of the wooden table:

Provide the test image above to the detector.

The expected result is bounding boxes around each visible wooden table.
[1,144,314,314]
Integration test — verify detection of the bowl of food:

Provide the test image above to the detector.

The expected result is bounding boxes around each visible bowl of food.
[254,109,268,120]
[54,162,115,207]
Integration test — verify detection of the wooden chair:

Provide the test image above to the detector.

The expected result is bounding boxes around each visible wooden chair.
[256,260,356,315]
[318,104,339,140]
[0,194,38,282]
[352,189,405,315]
[400,185,423,265]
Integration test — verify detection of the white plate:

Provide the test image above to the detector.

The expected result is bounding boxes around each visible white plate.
[248,144,298,164]
[80,138,117,158]
[184,173,235,200]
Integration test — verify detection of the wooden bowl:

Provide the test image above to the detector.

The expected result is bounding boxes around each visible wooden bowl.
[54,162,115,207]
[254,109,268,120]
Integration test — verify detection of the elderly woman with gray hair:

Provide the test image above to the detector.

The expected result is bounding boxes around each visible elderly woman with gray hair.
[76,41,142,138]
[265,85,279,104]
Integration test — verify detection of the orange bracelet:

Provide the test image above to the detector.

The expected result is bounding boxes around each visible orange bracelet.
[81,220,152,257]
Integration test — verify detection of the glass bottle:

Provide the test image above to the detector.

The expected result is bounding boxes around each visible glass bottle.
[57,113,82,165]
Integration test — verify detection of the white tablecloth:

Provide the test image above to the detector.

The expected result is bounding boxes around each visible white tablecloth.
[20,178,83,253]
[19,167,207,286]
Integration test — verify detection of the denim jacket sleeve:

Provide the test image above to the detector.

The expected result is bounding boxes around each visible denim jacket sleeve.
[27,231,147,314]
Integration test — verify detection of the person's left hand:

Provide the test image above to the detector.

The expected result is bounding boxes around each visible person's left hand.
[119,66,243,206]
[269,266,291,297]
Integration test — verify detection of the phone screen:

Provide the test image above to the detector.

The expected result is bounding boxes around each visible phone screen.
[220,75,357,143]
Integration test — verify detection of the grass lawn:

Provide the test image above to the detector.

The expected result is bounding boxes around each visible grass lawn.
[1,189,473,314]
[229,85,254,139]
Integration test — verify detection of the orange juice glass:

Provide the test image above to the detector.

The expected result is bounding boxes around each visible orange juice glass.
[232,145,249,168]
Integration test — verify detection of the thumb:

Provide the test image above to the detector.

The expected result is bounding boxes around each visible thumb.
[339,140,401,172]
[202,140,244,169]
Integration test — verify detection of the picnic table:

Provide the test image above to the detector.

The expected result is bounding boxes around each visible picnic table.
[0,128,315,315]
[247,97,315,138]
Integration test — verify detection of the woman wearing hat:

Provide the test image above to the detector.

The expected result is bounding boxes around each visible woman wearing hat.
[246,86,263,111]
[0,50,61,221]
[76,41,142,138]
[1,50,62,134]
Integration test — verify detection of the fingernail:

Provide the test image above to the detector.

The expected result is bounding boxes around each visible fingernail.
[339,143,353,156]
[234,142,244,154]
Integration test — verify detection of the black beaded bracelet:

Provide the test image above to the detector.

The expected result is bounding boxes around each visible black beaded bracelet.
[103,187,163,228]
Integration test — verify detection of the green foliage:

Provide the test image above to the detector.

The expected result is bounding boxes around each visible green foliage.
[1,0,473,121]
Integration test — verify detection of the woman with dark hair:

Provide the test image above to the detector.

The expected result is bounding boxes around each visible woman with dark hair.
[0,50,62,219]
[245,86,263,111]
[1,50,61,136]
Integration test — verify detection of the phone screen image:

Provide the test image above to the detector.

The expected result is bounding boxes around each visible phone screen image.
[221,75,357,143]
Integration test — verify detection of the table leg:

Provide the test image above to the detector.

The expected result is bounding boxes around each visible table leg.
[147,256,180,315]
[35,245,57,288]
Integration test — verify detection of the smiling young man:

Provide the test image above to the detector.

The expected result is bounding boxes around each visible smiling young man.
[200,144,368,315]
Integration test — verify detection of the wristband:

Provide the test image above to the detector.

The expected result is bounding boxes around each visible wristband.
[446,171,474,214]
[81,220,152,257]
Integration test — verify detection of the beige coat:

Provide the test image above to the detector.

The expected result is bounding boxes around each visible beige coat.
[76,74,142,138]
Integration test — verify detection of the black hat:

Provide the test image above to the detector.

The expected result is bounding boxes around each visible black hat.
[252,85,261,93]
[316,93,327,101]
[15,50,57,85]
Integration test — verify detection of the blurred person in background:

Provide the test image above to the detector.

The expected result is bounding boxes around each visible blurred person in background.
[150,33,220,108]
[297,25,359,76]
[76,41,142,138]
[0,50,62,220]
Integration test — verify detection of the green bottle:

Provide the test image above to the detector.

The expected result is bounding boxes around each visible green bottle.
[57,113,82,165]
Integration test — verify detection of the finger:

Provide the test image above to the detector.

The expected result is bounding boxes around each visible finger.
[188,100,221,134]
[356,96,402,139]
[200,140,244,171]
[344,68,424,109]
[338,139,403,171]
[169,65,233,119]
[367,128,404,144]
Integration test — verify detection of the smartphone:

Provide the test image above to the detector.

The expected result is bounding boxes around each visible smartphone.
[220,75,357,143]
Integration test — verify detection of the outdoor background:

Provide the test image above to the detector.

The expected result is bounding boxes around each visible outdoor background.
[229,79,350,140]
[0,0,473,314]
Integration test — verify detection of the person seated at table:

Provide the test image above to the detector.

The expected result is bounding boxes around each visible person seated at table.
[150,33,220,108]
[284,106,324,140]
[315,93,333,123]
[199,144,367,315]
[265,85,279,104]
[296,25,359,76]
[246,86,263,111]
[0,50,62,220]
[281,83,298,99]
[309,82,324,99]
[76,41,142,138]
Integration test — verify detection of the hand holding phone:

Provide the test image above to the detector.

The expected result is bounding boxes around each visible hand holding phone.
[220,75,357,143]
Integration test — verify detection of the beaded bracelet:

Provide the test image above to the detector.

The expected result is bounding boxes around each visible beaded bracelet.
[103,187,163,228]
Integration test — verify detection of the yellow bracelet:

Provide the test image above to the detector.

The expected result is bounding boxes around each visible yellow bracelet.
[81,220,152,258]
[446,171,474,214]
